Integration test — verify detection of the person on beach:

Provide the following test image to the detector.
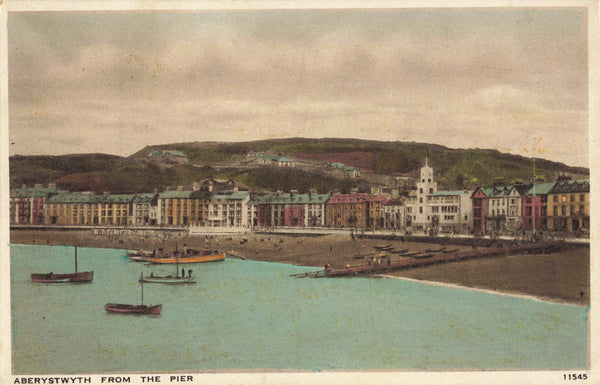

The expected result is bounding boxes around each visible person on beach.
[188,269,192,277]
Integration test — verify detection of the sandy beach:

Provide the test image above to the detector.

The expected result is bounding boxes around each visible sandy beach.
[10,229,589,306]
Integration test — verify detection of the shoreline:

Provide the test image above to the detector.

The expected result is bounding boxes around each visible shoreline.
[380,275,587,307]
[9,229,589,306]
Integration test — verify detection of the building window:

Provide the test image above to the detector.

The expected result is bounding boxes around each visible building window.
[580,195,585,202]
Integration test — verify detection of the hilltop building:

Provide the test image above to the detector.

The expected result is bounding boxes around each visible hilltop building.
[147,150,190,165]
[251,153,294,167]
[330,162,360,178]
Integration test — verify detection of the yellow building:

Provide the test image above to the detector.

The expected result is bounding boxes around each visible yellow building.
[547,180,589,232]
[158,190,210,226]
[326,193,387,229]
[46,193,136,225]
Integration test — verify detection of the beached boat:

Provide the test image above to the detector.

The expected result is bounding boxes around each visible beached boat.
[390,248,409,254]
[147,251,225,264]
[373,245,394,251]
[128,245,225,264]
[425,247,446,253]
[31,246,93,283]
[413,253,435,259]
[105,273,162,315]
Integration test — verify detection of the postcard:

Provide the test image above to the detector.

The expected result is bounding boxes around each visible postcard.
[1,1,597,384]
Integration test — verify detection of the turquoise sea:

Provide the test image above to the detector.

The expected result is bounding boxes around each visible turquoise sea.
[11,244,588,374]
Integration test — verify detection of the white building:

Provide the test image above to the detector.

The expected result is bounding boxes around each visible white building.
[205,191,250,228]
[427,190,473,234]
[404,159,437,232]
[382,199,404,230]
[131,193,158,226]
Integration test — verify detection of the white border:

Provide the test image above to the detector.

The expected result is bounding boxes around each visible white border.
[1,1,597,384]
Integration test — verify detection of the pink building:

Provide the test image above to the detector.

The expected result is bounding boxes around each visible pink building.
[521,183,555,231]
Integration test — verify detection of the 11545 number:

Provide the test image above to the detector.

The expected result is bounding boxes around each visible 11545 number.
[564,373,588,381]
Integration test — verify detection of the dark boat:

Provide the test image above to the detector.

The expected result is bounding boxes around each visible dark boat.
[31,246,93,283]
[105,273,162,315]
[442,248,459,253]
[373,245,394,251]
[104,303,162,315]
[425,247,446,253]
[413,253,435,259]
[390,248,409,254]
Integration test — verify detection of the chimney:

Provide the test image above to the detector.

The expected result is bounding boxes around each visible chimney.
[177,185,184,191]
[192,182,200,191]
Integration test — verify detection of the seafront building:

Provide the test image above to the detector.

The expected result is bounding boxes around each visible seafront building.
[521,182,555,231]
[9,163,589,236]
[248,192,329,228]
[403,160,473,235]
[427,190,473,234]
[546,180,590,232]
[204,191,250,228]
[157,190,210,226]
[10,184,61,225]
[131,193,159,226]
[382,199,404,230]
[46,192,136,226]
[326,193,387,229]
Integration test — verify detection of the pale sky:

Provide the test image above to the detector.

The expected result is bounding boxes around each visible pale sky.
[8,8,589,167]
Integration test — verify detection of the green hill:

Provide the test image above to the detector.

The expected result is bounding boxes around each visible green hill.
[11,139,588,193]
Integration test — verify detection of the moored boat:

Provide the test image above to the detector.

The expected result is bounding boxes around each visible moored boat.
[105,273,162,315]
[31,271,93,283]
[104,303,162,315]
[139,275,195,284]
[140,256,196,284]
[31,246,93,283]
